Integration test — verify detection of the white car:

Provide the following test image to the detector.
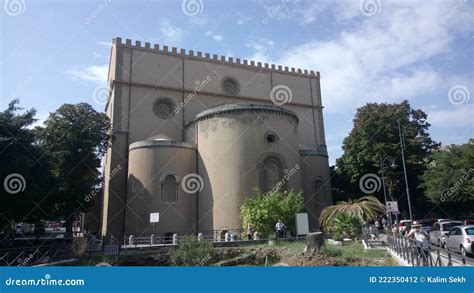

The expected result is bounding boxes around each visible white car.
[443,225,474,257]
[429,221,462,246]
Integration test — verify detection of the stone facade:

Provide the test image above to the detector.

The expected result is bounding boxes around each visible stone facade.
[100,37,332,244]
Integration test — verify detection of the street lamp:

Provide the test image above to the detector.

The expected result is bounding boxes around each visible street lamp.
[397,120,416,223]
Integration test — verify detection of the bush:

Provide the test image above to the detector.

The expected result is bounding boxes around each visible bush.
[240,188,304,236]
[330,213,362,239]
[170,237,213,266]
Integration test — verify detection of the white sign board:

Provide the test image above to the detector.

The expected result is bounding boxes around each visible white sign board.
[296,213,309,235]
[150,212,160,223]
[386,201,399,213]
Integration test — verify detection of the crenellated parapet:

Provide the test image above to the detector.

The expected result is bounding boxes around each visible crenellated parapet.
[113,37,320,79]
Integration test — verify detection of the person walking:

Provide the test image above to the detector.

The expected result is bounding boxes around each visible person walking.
[246,224,253,240]
[407,221,430,265]
[275,220,286,238]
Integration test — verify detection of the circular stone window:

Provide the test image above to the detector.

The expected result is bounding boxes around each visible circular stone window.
[152,97,175,120]
[221,77,240,95]
[265,131,279,144]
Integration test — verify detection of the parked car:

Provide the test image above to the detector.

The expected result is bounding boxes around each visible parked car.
[15,223,23,236]
[443,225,474,257]
[420,219,435,234]
[33,222,45,235]
[463,218,474,225]
[399,220,412,234]
[436,218,452,223]
[430,221,463,246]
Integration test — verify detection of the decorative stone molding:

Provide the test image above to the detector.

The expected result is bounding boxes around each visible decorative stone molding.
[299,145,328,158]
[191,104,299,124]
[129,140,195,151]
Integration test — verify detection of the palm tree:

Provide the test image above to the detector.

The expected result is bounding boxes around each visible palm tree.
[319,196,385,229]
[332,213,362,239]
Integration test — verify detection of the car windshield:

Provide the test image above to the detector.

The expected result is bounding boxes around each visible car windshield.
[442,222,462,231]
[465,228,474,235]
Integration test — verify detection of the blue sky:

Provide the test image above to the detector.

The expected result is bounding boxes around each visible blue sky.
[1,0,473,165]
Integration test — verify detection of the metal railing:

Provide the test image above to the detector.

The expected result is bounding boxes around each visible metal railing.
[0,243,78,266]
[386,231,474,266]
[123,229,255,246]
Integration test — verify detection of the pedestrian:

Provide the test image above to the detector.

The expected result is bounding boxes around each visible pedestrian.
[275,219,286,238]
[369,224,379,239]
[382,218,388,230]
[406,221,430,265]
[246,224,253,240]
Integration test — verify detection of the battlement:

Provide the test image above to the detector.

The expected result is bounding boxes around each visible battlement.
[113,37,319,79]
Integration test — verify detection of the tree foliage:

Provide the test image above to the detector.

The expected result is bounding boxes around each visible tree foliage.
[335,100,439,217]
[421,140,474,216]
[240,188,304,236]
[0,100,54,229]
[319,196,385,230]
[37,103,110,235]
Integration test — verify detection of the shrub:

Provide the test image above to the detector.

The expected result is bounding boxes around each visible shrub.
[170,237,213,266]
[331,213,362,239]
[240,188,304,236]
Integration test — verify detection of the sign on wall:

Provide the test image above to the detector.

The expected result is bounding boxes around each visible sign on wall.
[150,212,160,223]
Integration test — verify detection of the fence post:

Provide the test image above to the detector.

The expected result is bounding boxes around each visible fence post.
[197,233,204,242]
[173,233,179,245]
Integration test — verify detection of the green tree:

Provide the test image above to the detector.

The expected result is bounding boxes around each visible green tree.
[421,140,474,216]
[240,188,304,236]
[336,100,439,217]
[38,103,110,237]
[0,99,54,231]
[319,196,385,230]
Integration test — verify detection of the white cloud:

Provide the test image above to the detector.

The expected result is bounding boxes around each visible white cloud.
[189,15,208,25]
[159,18,185,45]
[65,64,108,84]
[245,37,275,62]
[97,41,111,47]
[205,31,223,41]
[260,0,330,25]
[428,105,474,128]
[236,11,252,25]
[275,0,473,112]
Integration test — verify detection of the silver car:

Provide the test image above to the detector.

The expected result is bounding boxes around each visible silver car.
[430,221,463,247]
[443,225,474,257]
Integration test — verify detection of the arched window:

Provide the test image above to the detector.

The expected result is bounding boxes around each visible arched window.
[160,173,180,203]
[312,177,328,203]
[259,156,284,193]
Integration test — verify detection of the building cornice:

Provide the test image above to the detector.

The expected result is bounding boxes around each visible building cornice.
[129,140,195,151]
[300,146,328,158]
[113,37,320,79]
[190,104,299,125]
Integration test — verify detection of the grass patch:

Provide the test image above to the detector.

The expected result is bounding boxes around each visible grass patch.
[322,242,389,259]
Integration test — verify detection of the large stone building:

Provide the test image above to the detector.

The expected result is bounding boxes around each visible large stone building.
[101,37,332,244]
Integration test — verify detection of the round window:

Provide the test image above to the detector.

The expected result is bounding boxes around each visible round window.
[153,97,175,120]
[221,77,240,95]
[265,131,279,144]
